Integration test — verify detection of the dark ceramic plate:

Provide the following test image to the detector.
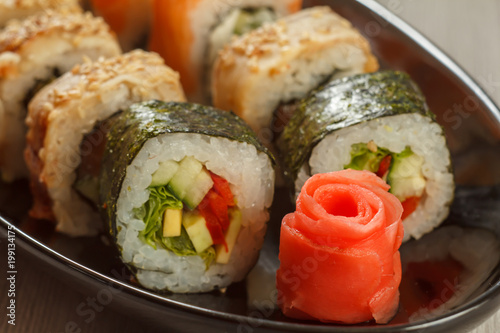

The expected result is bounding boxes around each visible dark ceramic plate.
[1,0,500,332]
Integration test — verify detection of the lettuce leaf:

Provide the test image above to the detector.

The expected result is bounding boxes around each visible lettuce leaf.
[234,8,276,35]
[394,146,414,159]
[344,143,391,172]
[134,186,215,268]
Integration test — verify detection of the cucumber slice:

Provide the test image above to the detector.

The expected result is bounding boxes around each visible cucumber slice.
[150,160,179,187]
[168,156,203,200]
[388,151,426,200]
[182,211,213,253]
[183,168,214,210]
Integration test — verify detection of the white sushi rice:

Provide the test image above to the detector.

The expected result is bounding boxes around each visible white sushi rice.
[115,133,274,293]
[296,113,454,241]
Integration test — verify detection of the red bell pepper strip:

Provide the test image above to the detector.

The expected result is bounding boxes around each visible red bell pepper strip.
[198,195,226,248]
[401,196,421,220]
[376,155,392,178]
[210,173,234,206]
[205,189,230,230]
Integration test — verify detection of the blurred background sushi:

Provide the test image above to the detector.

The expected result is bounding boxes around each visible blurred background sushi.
[149,0,303,103]
[0,8,121,182]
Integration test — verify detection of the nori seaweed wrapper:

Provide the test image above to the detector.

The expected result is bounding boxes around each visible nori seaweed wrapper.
[278,70,435,184]
[99,100,274,240]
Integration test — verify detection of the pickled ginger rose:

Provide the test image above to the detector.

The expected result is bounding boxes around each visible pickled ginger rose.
[276,169,404,324]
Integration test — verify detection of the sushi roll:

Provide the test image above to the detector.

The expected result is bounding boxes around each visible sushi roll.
[99,100,275,293]
[212,6,379,143]
[0,9,121,182]
[149,0,302,103]
[279,71,455,241]
[90,0,153,51]
[400,226,500,322]
[24,50,186,236]
[0,0,80,27]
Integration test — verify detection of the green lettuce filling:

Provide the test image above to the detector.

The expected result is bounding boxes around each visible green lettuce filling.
[344,143,416,173]
[233,8,276,35]
[344,143,391,172]
[134,186,215,268]
[394,146,413,159]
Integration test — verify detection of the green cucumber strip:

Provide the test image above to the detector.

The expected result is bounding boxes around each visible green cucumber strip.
[168,156,203,200]
[150,160,179,187]
[387,147,426,200]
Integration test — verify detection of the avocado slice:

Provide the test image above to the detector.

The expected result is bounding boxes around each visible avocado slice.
[163,208,182,237]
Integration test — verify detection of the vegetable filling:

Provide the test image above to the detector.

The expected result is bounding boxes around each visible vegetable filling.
[208,7,276,67]
[134,156,241,268]
[344,141,426,219]
[206,7,276,96]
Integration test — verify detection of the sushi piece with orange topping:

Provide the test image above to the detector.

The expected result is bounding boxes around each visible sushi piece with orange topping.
[90,0,153,51]
[149,0,302,103]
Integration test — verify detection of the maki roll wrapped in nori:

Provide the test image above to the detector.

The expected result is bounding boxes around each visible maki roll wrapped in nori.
[279,71,454,241]
[400,226,500,322]
[0,8,121,181]
[100,101,275,293]
[25,50,185,236]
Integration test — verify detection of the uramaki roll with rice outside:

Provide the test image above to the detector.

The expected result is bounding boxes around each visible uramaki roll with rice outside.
[24,50,186,236]
[0,8,121,181]
[99,100,275,292]
[149,0,302,103]
[0,0,80,27]
[279,71,455,241]
[212,6,379,145]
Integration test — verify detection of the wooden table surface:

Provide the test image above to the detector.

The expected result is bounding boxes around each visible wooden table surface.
[1,1,500,332]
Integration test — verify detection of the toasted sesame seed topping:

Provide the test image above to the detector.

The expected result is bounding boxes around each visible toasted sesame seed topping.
[42,50,178,107]
[0,8,114,53]
[216,6,371,70]
[0,0,78,10]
